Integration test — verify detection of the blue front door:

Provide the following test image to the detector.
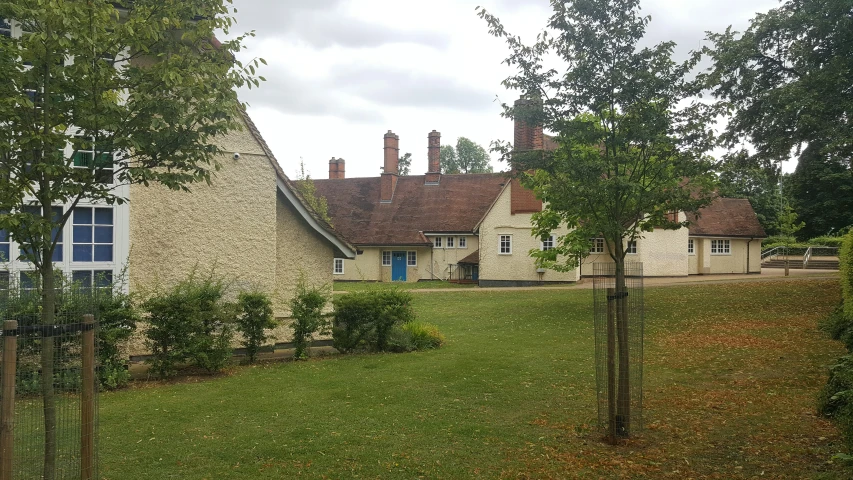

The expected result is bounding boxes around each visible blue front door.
[391,251,407,282]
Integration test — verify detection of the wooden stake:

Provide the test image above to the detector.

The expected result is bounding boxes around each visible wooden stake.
[81,315,95,480]
[0,320,18,480]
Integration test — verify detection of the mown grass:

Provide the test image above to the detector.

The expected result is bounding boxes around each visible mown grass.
[99,279,848,479]
[333,280,477,292]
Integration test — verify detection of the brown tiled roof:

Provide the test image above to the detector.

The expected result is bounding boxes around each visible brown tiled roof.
[687,197,767,238]
[312,173,508,246]
[458,250,479,265]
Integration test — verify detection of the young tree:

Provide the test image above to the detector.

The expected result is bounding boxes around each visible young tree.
[479,0,717,441]
[439,144,459,174]
[0,1,262,476]
[705,0,853,167]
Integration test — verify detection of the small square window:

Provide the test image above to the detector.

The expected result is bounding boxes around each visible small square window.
[541,235,554,251]
[407,251,417,266]
[626,241,637,255]
[434,237,442,248]
[333,258,344,275]
[499,235,512,255]
[590,238,605,254]
[711,239,730,255]
[687,238,694,255]
[447,237,454,248]
[382,251,391,266]
[458,237,467,249]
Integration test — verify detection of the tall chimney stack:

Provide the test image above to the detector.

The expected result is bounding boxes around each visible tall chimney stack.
[328,157,338,179]
[381,130,399,203]
[513,97,544,151]
[425,130,441,184]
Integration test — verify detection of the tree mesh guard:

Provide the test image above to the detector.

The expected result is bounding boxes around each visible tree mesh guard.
[593,262,644,442]
[0,286,99,480]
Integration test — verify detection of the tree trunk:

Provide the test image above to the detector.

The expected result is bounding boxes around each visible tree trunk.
[40,252,57,480]
[614,257,631,437]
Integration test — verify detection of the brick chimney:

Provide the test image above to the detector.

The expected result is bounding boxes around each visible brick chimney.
[511,96,543,214]
[381,130,399,203]
[425,130,441,184]
[327,157,345,179]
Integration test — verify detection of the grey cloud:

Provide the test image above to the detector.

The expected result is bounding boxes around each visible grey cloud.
[232,0,448,50]
[329,65,494,111]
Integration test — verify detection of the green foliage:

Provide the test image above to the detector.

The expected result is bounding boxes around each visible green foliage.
[716,150,785,236]
[808,236,846,249]
[819,355,853,449]
[143,272,235,378]
[293,159,333,226]
[438,138,492,174]
[705,0,853,166]
[788,143,853,240]
[402,321,445,350]
[236,291,275,364]
[398,152,413,176]
[478,0,718,272]
[842,231,853,322]
[289,280,330,360]
[332,289,415,353]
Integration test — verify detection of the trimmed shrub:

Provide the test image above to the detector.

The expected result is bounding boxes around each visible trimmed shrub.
[143,273,235,378]
[289,281,330,360]
[402,321,445,350]
[236,291,276,363]
[809,236,845,248]
[332,289,414,353]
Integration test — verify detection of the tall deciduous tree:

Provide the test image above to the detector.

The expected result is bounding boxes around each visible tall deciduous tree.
[439,144,458,174]
[0,1,261,476]
[717,150,786,236]
[705,0,853,166]
[788,143,853,239]
[479,0,717,441]
[439,138,492,174]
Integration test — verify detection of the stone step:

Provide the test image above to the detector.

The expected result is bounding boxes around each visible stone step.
[762,259,838,269]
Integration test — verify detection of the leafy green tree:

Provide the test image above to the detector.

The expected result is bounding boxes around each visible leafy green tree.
[717,150,786,236]
[0,1,261,476]
[294,158,332,225]
[439,144,459,174]
[788,142,853,239]
[479,0,717,441]
[439,138,492,174]
[398,152,413,175]
[705,0,853,165]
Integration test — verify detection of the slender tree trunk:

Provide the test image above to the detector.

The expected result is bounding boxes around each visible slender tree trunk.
[40,255,57,480]
[614,257,631,437]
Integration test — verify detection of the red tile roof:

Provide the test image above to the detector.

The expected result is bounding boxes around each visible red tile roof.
[312,173,508,246]
[687,197,767,238]
[458,250,480,265]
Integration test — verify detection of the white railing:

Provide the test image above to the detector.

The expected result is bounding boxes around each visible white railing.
[803,246,839,269]
[761,246,787,262]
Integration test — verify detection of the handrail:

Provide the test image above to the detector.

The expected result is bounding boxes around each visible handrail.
[804,246,812,269]
[761,246,787,262]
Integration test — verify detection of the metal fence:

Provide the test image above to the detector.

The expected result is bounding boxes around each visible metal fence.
[0,285,98,480]
[593,262,644,443]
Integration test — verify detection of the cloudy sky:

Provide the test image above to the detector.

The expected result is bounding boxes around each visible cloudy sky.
[224,0,782,180]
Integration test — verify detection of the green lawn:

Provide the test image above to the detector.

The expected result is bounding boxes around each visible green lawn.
[333,280,478,292]
[99,279,848,479]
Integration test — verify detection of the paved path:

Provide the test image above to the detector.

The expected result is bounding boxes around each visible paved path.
[365,268,839,293]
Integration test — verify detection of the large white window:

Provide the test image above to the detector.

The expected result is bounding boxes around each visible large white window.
[72,207,113,262]
[590,238,605,254]
[626,241,637,255]
[407,251,417,266]
[687,238,694,255]
[458,237,467,249]
[711,239,730,255]
[499,235,512,255]
[20,206,63,262]
[382,251,391,266]
[71,270,113,288]
[541,235,554,251]
[333,258,344,275]
[0,224,9,263]
[433,237,442,248]
[446,237,454,248]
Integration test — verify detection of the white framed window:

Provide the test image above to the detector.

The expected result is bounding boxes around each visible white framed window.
[0,271,8,290]
[590,238,605,254]
[458,237,467,249]
[499,235,512,255]
[333,258,344,275]
[0,18,11,38]
[687,238,695,255]
[20,206,63,263]
[72,136,114,184]
[711,239,730,255]
[433,237,442,248]
[541,235,554,251]
[446,237,454,248]
[19,271,37,291]
[72,207,113,262]
[626,241,637,255]
[407,251,417,266]
[71,270,113,288]
[382,251,391,266]
[0,224,9,263]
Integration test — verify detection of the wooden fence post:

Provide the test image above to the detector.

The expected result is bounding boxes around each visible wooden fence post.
[0,320,18,480]
[81,315,95,480]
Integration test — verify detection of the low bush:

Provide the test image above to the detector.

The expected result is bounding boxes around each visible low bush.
[289,280,330,360]
[332,289,414,353]
[819,355,853,448]
[143,272,235,378]
[236,291,276,363]
[809,236,845,248]
[402,321,445,350]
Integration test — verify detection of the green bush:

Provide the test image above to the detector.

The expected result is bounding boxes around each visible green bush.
[809,236,845,248]
[762,235,796,248]
[143,272,235,378]
[332,289,414,353]
[236,291,276,363]
[402,321,445,350]
[842,231,853,321]
[289,280,329,360]
[819,355,853,448]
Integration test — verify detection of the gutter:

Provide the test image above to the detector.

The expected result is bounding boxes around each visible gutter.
[746,237,755,273]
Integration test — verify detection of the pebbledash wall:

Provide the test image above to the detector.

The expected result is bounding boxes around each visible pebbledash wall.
[478,182,578,286]
[129,117,337,322]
